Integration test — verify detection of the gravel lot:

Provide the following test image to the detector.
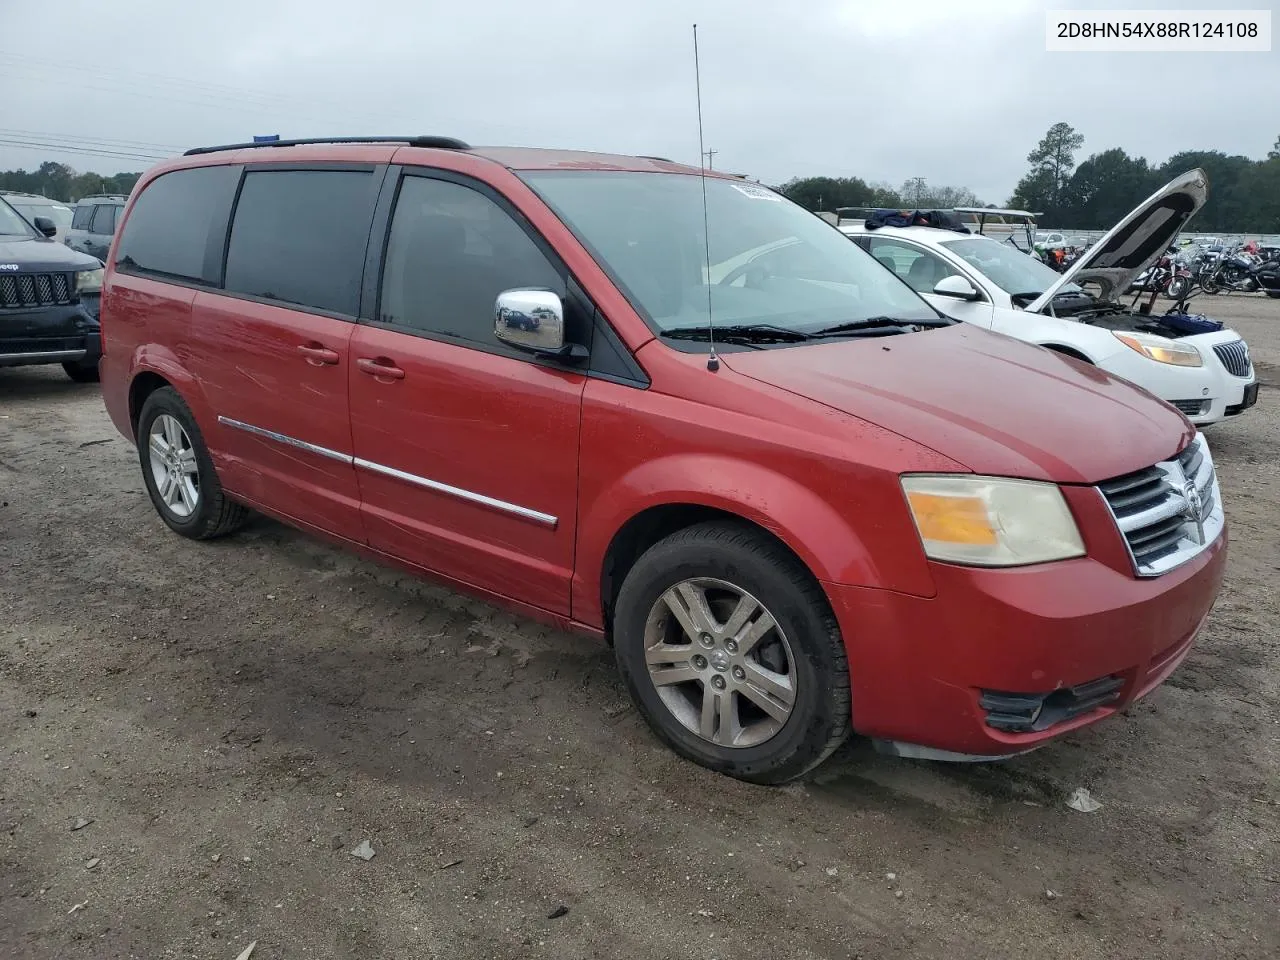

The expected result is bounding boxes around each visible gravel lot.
[3,295,1278,960]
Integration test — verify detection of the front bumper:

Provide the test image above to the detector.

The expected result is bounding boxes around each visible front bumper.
[823,531,1227,759]
[0,302,100,368]
[1100,332,1257,425]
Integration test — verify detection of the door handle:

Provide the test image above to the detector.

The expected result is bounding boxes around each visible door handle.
[357,356,405,380]
[298,343,340,366]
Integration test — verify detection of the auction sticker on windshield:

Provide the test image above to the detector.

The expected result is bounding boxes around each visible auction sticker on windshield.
[1046,9,1270,51]
[732,183,784,201]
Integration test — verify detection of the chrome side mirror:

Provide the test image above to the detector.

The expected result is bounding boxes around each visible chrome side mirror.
[933,274,982,301]
[494,288,566,354]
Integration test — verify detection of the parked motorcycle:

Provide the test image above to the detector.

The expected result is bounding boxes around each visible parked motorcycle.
[1200,243,1263,294]
[1130,248,1192,299]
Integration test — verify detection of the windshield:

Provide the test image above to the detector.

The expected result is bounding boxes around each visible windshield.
[521,171,938,337]
[0,198,37,238]
[941,236,1081,297]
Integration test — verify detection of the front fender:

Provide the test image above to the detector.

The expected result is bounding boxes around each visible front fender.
[572,453,935,628]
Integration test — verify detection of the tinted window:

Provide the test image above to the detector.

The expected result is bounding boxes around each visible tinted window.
[72,204,93,230]
[380,176,562,344]
[223,170,376,316]
[90,204,116,235]
[116,166,240,282]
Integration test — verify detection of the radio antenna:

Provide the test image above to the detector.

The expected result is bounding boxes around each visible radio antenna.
[693,23,719,372]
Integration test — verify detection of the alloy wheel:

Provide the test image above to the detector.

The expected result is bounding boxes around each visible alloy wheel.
[642,578,796,748]
[147,414,200,518]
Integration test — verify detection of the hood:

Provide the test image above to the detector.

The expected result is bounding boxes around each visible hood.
[0,235,102,272]
[1026,168,1207,313]
[721,325,1192,484]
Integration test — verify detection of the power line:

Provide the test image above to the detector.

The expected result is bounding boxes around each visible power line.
[0,129,183,153]
[0,138,168,164]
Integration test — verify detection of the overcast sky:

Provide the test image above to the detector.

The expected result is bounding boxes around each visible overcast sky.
[2,0,1275,203]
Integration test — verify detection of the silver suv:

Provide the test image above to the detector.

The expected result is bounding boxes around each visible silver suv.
[68,195,128,261]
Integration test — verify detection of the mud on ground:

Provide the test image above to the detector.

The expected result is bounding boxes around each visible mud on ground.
[2,296,1278,959]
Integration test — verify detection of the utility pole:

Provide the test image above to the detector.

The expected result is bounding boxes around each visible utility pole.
[702,148,718,170]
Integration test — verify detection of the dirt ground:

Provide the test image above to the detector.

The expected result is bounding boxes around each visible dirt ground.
[2,295,1278,960]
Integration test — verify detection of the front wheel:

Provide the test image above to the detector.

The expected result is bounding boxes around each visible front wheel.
[1200,274,1221,295]
[1165,276,1191,300]
[613,521,851,784]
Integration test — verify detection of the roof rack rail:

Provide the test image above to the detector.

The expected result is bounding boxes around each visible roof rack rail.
[183,136,471,156]
[636,155,674,163]
[76,194,129,201]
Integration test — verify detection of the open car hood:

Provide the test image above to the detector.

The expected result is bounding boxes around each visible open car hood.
[1026,168,1207,313]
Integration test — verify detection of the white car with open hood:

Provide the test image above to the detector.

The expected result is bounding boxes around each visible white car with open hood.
[840,169,1258,426]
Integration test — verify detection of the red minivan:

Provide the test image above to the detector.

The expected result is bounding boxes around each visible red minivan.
[98,137,1226,783]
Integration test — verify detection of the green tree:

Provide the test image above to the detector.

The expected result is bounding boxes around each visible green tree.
[1158,150,1252,232]
[1062,149,1158,228]
[1009,167,1056,215]
[1011,122,1084,219]
[1268,135,1279,160]
[777,175,873,212]
[1234,157,1280,232]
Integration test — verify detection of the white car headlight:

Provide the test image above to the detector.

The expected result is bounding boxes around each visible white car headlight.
[901,475,1085,567]
[75,267,104,294]
[1113,331,1202,367]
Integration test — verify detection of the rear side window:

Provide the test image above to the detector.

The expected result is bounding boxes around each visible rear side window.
[90,204,116,235]
[379,176,563,345]
[222,169,378,317]
[116,166,240,283]
[72,205,93,230]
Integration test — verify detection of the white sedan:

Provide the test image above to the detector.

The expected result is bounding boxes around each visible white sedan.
[840,169,1257,426]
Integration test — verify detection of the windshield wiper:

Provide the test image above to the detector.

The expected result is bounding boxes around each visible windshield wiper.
[660,323,812,345]
[808,316,951,338]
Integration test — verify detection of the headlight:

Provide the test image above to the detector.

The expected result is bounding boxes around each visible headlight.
[901,475,1085,567]
[75,268,104,294]
[1113,331,1201,367]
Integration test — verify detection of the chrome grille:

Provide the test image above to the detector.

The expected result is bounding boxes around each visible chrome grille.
[0,271,75,309]
[1097,433,1222,577]
[1212,340,1251,378]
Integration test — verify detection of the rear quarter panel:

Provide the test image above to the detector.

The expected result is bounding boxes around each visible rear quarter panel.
[99,272,201,442]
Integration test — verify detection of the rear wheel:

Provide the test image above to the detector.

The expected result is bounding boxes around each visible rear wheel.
[613,521,851,784]
[62,359,100,383]
[137,387,248,539]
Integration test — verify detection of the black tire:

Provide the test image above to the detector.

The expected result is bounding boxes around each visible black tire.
[1165,277,1190,301]
[613,521,851,785]
[1200,275,1221,295]
[136,387,248,539]
[62,359,100,383]
[1267,291,1280,299]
